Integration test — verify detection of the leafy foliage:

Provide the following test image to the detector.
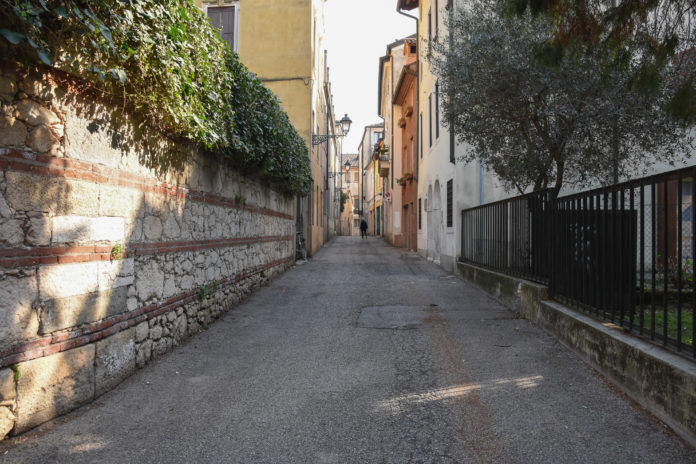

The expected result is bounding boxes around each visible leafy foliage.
[506,0,696,123]
[340,190,348,213]
[430,0,694,194]
[0,0,311,194]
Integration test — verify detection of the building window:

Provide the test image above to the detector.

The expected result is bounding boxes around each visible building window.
[446,179,453,227]
[418,198,422,230]
[206,5,238,52]
[435,82,440,140]
[428,95,433,148]
[435,0,439,38]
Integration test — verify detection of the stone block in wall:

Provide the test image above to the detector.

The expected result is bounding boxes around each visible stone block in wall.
[39,261,99,300]
[0,273,39,350]
[95,328,136,397]
[22,72,56,102]
[0,406,15,439]
[98,259,134,291]
[162,215,180,240]
[5,172,100,216]
[135,259,164,301]
[0,75,17,102]
[0,369,15,402]
[27,125,58,153]
[163,277,177,299]
[25,214,51,246]
[64,112,122,168]
[99,184,144,219]
[0,219,24,246]
[135,339,152,368]
[15,100,60,127]
[135,321,149,342]
[15,344,95,433]
[142,215,163,241]
[38,286,128,334]
[52,216,125,244]
[0,116,27,147]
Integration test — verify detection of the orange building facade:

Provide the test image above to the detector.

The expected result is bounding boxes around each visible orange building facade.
[392,41,419,251]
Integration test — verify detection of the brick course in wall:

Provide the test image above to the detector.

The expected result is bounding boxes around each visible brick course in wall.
[0,65,297,438]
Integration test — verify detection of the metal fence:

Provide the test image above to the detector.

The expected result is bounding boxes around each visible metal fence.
[461,190,553,284]
[460,166,696,358]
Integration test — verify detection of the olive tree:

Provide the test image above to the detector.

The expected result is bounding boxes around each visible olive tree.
[508,0,696,121]
[429,0,694,194]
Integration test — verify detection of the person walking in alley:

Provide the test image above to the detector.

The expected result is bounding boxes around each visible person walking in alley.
[360,218,368,238]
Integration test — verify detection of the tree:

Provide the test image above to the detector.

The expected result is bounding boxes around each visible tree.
[340,191,349,213]
[429,0,694,194]
[507,0,696,122]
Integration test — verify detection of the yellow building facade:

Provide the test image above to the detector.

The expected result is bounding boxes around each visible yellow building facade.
[195,0,337,257]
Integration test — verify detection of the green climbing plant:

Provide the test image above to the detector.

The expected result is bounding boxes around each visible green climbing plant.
[0,0,311,195]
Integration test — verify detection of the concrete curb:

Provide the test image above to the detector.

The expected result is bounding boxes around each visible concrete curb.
[456,261,696,447]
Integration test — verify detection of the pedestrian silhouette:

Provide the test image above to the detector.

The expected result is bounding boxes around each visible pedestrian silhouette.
[360,219,368,238]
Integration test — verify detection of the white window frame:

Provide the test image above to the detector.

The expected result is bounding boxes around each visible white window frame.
[204,3,240,53]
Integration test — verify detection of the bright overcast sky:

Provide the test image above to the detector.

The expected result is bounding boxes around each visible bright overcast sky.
[323,0,417,157]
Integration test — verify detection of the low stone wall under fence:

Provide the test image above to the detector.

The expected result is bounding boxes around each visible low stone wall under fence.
[0,64,296,438]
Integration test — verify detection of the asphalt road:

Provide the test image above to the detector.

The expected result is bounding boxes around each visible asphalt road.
[1,236,694,463]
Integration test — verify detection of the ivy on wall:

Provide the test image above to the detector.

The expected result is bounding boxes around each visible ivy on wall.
[0,0,311,195]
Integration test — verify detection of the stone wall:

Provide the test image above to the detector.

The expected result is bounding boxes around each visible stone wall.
[0,64,296,438]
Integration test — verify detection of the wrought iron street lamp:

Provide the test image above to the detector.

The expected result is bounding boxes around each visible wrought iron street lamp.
[312,114,352,146]
[328,160,353,179]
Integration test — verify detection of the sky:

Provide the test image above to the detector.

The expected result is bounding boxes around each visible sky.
[323,0,417,157]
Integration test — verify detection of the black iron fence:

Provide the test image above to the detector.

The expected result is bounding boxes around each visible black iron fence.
[461,166,696,357]
[461,190,553,284]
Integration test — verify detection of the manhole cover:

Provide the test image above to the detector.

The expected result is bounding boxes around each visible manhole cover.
[357,305,425,329]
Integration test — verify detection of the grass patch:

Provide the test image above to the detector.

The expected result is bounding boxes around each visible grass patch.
[634,306,693,346]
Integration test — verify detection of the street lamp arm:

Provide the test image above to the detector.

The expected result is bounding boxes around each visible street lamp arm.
[312,134,344,146]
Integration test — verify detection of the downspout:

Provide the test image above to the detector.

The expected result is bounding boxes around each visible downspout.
[391,58,395,191]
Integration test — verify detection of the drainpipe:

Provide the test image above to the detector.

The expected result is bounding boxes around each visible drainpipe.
[390,57,395,191]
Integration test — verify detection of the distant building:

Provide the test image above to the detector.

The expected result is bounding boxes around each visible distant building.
[378,36,418,251]
[196,0,339,257]
[358,125,386,236]
[397,0,507,270]
[341,154,361,236]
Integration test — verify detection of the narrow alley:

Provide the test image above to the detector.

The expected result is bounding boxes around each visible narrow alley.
[1,237,692,464]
